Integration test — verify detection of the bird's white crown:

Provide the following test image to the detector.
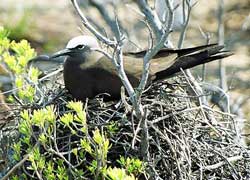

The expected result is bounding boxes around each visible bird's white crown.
[66,35,99,49]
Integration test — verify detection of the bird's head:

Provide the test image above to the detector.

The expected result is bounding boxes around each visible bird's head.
[51,36,100,62]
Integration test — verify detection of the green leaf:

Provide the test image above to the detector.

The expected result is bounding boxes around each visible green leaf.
[19,120,31,137]
[39,133,47,145]
[0,26,10,39]
[67,101,83,113]
[12,142,21,161]
[80,139,92,154]
[11,175,19,180]
[20,110,31,122]
[28,67,41,82]
[32,109,45,128]
[106,167,136,180]
[87,160,97,174]
[60,113,74,127]
[57,165,68,180]
[72,148,78,156]
[45,106,56,124]
[93,129,102,145]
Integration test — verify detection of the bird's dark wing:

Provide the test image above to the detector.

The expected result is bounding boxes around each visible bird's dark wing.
[124,43,218,58]
[96,52,177,83]
[154,46,233,80]
[96,55,144,80]
[123,44,232,81]
[168,43,219,57]
[96,44,232,83]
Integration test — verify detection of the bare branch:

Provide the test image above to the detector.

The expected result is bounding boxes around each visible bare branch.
[71,0,116,46]
[178,0,196,48]
[163,0,174,32]
[136,0,174,97]
[89,0,121,39]
[136,0,163,41]
[217,0,227,91]
[1,142,39,180]
[204,155,243,171]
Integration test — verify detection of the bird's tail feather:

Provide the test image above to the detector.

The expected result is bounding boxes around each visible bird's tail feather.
[154,43,219,58]
[125,44,220,58]
[155,45,233,80]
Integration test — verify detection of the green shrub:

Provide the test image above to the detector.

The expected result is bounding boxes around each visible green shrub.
[0,26,145,180]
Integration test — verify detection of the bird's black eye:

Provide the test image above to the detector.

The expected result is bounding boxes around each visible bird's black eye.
[75,45,84,49]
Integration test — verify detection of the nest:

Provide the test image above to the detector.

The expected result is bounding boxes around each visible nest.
[1,72,250,179]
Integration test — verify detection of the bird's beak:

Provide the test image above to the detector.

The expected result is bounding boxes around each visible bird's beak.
[50,48,72,58]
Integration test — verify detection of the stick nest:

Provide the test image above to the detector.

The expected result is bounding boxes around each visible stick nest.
[1,73,250,179]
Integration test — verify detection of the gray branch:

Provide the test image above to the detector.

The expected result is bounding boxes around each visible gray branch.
[136,0,163,41]
[136,0,174,97]
[71,0,116,47]
[88,0,121,39]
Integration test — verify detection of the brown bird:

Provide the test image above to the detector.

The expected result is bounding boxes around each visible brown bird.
[51,36,232,101]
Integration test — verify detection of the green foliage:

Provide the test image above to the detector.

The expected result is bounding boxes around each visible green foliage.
[44,161,56,180]
[106,121,119,135]
[12,100,145,179]
[106,167,136,180]
[27,147,46,171]
[0,26,39,104]
[12,142,21,161]
[0,27,10,54]
[67,101,87,125]
[0,27,146,179]
[117,156,144,176]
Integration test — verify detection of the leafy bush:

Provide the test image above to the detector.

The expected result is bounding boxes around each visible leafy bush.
[0,26,145,180]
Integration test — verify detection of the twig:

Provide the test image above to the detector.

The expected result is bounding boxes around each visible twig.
[1,142,39,180]
[136,0,163,41]
[89,0,121,39]
[198,26,211,81]
[71,0,115,47]
[178,0,196,48]
[217,0,227,91]
[204,155,243,171]
[1,154,29,180]
[139,108,149,160]
[136,0,174,96]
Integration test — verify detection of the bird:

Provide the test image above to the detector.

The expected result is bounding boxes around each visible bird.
[50,35,232,101]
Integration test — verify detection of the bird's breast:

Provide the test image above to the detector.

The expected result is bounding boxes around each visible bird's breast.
[63,60,140,101]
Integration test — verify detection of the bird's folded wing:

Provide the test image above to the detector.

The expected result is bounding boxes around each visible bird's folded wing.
[94,43,228,82]
[96,51,178,81]
[124,43,218,58]
[96,55,144,79]
[124,50,179,79]
[149,53,178,76]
